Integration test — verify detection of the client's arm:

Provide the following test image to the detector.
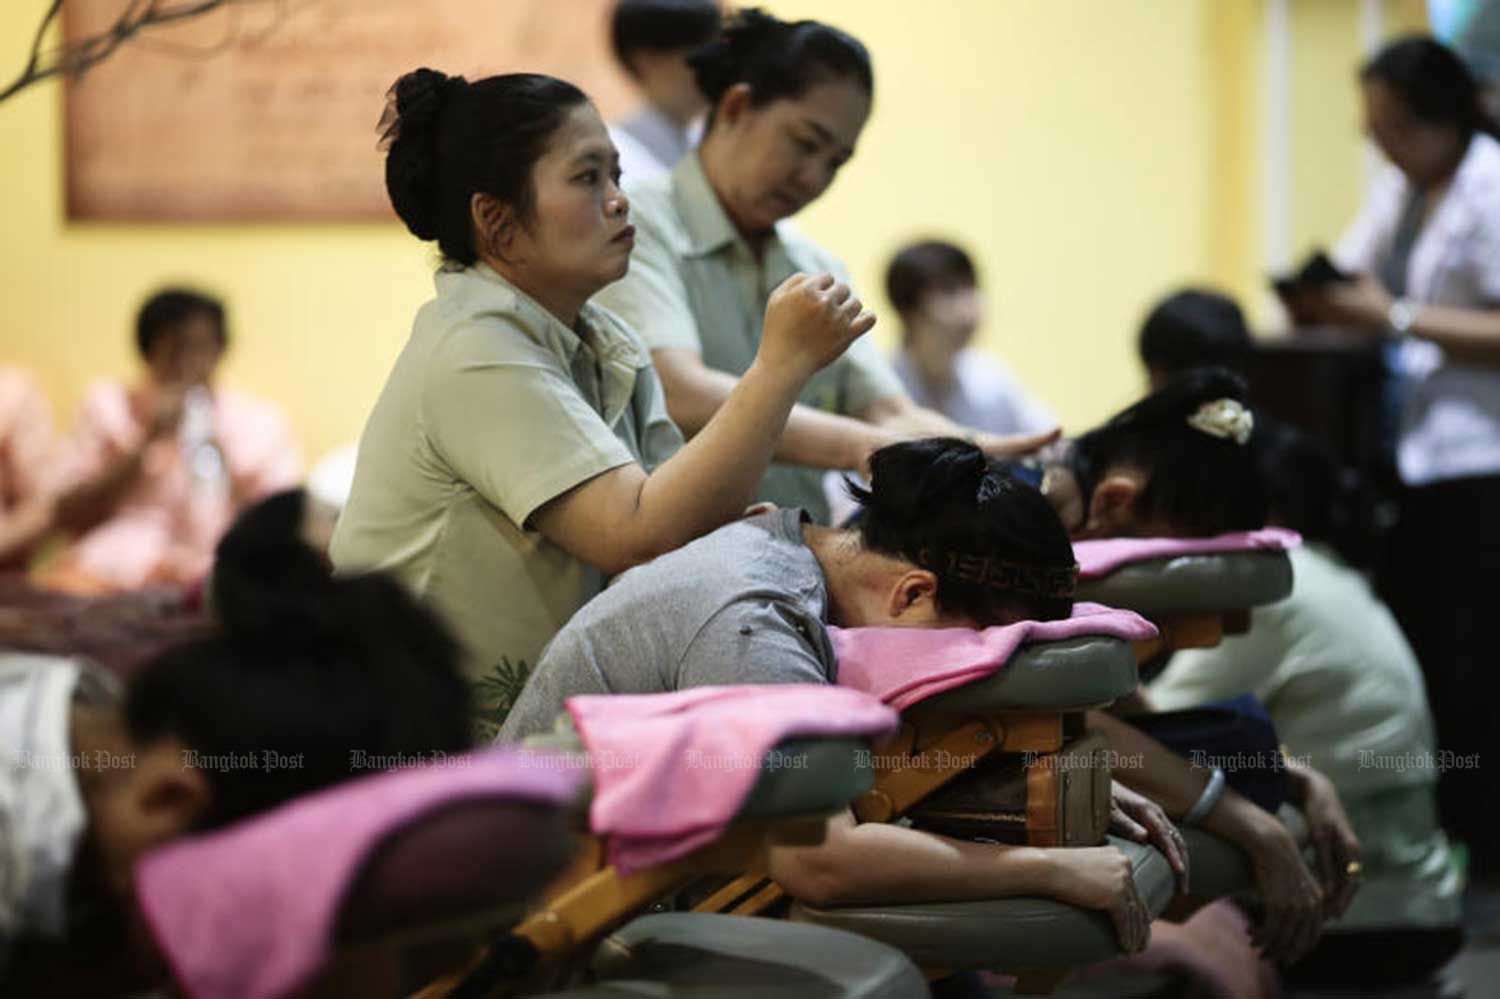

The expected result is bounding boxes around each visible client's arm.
[769,810,1151,954]
[1087,711,1325,962]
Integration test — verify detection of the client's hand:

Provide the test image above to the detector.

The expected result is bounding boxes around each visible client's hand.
[1244,816,1325,963]
[1050,845,1152,954]
[1291,763,1363,919]
[1110,782,1189,895]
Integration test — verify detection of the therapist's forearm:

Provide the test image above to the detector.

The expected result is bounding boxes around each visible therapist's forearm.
[1409,304,1500,367]
[637,358,814,532]
[654,350,888,472]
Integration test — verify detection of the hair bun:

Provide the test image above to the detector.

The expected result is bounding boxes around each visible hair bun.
[380,68,466,241]
[687,7,780,102]
[858,437,988,525]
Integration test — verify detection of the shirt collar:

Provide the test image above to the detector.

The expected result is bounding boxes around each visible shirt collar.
[435,263,646,369]
[670,153,798,265]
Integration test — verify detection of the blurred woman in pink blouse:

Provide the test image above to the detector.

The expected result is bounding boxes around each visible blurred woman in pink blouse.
[0,367,61,570]
[45,289,301,593]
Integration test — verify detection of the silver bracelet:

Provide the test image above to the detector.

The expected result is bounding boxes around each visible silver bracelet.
[1183,767,1226,826]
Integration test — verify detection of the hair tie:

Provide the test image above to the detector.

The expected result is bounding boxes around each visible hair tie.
[1187,398,1254,445]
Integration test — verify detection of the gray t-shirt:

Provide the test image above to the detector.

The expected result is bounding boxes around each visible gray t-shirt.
[497,508,834,741]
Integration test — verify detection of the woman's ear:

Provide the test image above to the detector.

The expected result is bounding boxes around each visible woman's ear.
[470,193,518,261]
[1083,474,1141,537]
[716,82,755,129]
[886,569,941,623]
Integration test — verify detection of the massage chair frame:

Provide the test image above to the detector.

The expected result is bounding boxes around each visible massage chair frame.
[408,736,873,999]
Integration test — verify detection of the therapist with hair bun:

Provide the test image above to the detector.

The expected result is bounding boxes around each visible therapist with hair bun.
[332,68,872,730]
[595,8,1056,524]
[1297,34,1500,882]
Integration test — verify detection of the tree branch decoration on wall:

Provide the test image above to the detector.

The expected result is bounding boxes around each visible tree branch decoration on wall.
[2,0,290,104]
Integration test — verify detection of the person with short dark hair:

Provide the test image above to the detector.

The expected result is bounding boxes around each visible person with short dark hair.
[44,289,300,593]
[335,68,872,732]
[887,239,1054,437]
[1136,288,1253,391]
[596,9,1055,525]
[607,0,721,181]
[0,489,473,992]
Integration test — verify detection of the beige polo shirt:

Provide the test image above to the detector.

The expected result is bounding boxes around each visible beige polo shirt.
[594,153,904,523]
[330,265,682,730]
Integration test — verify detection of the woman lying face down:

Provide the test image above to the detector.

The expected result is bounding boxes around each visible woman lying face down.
[1,491,474,996]
[499,439,1184,951]
[1041,368,1268,540]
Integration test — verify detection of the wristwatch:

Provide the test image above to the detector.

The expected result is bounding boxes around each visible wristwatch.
[1388,298,1418,339]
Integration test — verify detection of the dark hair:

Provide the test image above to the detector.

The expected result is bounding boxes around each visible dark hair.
[382,69,590,266]
[886,240,978,318]
[611,0,721,75]
[135,288,226,361]
[847,438,1077,623]
[1253,419,1368,563]
[125,489,473,829]
[1072,368,1268,537]
[688,8,872,125]
[1362,35,1500,140]
[1137,289,1252,376]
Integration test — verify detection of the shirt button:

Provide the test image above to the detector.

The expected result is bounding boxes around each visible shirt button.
[739,625,752,636]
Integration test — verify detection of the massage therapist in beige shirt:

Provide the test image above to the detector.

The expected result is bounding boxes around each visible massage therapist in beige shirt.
[332,70,872,730]
[595,10,1056,523]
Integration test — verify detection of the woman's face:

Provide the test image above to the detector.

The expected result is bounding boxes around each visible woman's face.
[908,282,985,357]
[1361,78,1466,185]
[502,103,634,304]
[710,77,871,234]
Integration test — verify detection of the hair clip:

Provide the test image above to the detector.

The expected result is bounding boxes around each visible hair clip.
[1187,398,1254,445]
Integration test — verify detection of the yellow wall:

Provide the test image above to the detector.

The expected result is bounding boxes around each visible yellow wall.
[0,0,1430,462]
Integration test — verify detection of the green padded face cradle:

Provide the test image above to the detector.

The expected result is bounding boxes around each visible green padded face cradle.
[582,913,929,998]
[787,835,1176,971]
[1076,551,1293,617]
[520,723,872,821]
[903,635,1139,716]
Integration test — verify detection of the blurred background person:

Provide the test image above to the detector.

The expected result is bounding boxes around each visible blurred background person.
[1136,288,1254,393]
[41,289,301,595]
[0,368,62,571]
[887,239,1055,437]
[607,0,721,182]
[1294,35,1500,883]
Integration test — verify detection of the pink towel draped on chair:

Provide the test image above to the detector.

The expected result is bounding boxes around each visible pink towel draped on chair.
[565,685,898,875]
[1074,528,1301,580]
[830,603,1158,711]
[135,746,584,999]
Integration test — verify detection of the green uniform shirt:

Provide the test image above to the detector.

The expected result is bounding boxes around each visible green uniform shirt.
[331,264,682,728]
[594,153,904,522]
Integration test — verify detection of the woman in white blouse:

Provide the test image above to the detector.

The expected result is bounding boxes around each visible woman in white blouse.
[1295,34,1500,884]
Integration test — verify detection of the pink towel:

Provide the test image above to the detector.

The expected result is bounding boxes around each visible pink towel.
[565,685,898,875]
[830,603,1158,710]
[1074,528,1301,580]
[135,747,584,999]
